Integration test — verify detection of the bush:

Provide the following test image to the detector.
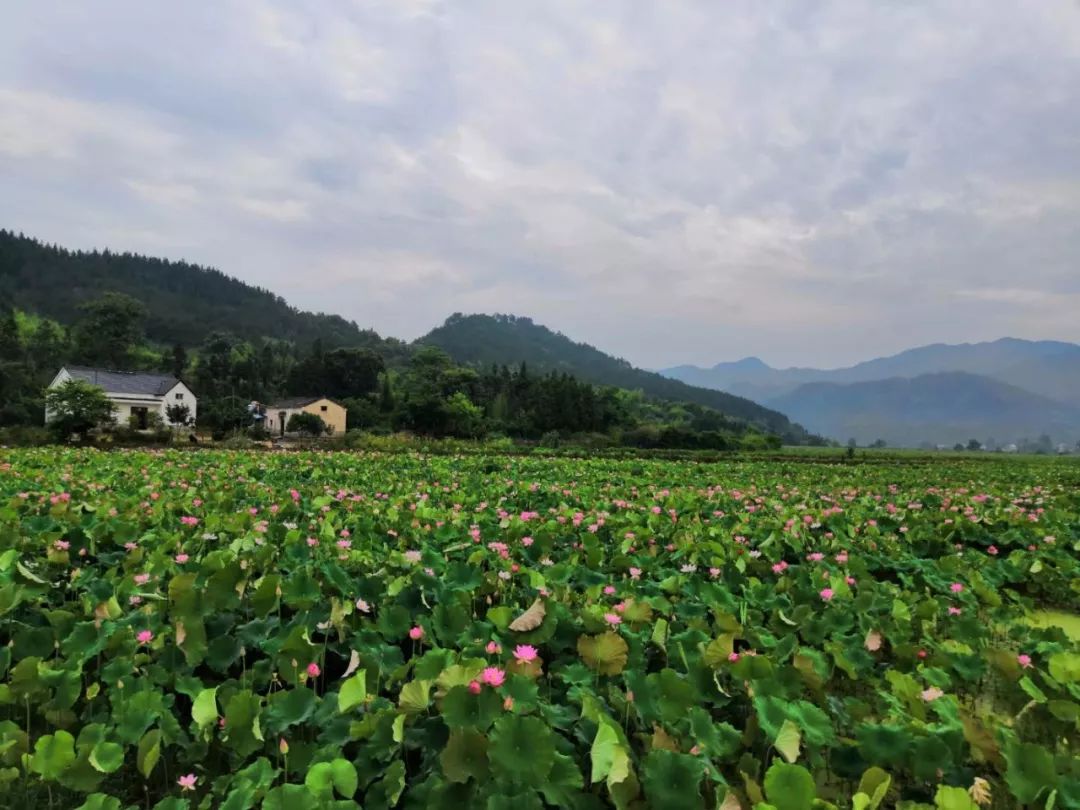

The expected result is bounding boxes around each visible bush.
[0,425,53,446]
[286,411,327,437]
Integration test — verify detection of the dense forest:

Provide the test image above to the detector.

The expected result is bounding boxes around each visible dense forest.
[0,230,808,448]
[422,313,809,441]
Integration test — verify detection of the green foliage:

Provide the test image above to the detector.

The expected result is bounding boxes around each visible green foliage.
[0,448,1076,807]
[44,379,116,437]
[286,411,327,437]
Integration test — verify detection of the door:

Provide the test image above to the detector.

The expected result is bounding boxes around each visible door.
[132,407,149,430]
[278,411,287,436]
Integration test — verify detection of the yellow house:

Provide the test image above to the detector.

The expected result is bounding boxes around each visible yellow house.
[264,397,347,436]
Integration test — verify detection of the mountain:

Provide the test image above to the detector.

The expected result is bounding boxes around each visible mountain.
[419,313,810,440]
[0,229,405,355]
[768,372,1080,447]
[661,338,1080,405]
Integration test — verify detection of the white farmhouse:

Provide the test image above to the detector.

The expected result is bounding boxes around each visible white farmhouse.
[48,366,197,428]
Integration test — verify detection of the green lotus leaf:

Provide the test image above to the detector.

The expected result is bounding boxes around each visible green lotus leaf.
[488,715,555,787]
[774,719,802,763]
[763,761,815,810]
[441,685,501,730]
[30,729,76,780]
[74,795,122,810]
[440,729,489,784]
[265,687,317,734]
[136,729,161,778]
[1003,737,1056,803]
[223,690,264,757]
[192,687,218,729]
[642,749,703,810]
[337,671,367,713]
[88,740,124,773]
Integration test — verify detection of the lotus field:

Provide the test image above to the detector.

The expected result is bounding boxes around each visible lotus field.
[0,448,1078,810]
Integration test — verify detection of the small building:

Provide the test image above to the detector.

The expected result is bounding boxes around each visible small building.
[264,397,346,436]
[48,366,196,428]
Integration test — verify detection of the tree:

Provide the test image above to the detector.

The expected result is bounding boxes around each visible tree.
[953,443,965,452]
[72,292,147,369]
[870,438,887,448]
[287,411,327,436]
[165,403,192,429]
[44,380,116,438]
[444,392,484,438]
[966,438,982,451]
[171,344,188,378]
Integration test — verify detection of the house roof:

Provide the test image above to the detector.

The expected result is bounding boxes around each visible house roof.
[64,366,186,397]
[267,396,343,409]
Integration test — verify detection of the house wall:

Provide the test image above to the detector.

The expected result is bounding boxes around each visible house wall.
[264,399,347,435]
[302,399,347,435]
[162,382,197,425]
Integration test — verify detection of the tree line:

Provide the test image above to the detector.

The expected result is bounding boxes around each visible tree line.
[1,292,780,449]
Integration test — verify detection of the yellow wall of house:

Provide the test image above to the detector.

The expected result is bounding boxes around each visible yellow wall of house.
[302,399,347,435]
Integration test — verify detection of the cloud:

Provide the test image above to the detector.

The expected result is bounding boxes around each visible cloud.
[1,1,1078,367]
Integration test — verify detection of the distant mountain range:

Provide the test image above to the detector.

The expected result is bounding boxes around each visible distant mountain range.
[420,314,809,441]
[662,339,1080,446]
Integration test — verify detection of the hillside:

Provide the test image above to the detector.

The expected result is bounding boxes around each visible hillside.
[0,229,405,356]
[662,338,1080,404]
[419,313,809,440]
[769,372,1080,447]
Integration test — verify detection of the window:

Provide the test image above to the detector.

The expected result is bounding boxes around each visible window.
[320,405,328,412]
[175,392,184,400]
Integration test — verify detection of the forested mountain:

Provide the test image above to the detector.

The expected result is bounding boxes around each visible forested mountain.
[2,230,801,448]
[419,313,810,441]
[663,338,1080,404]
[769,372,1080,448]
[0,229,405,355]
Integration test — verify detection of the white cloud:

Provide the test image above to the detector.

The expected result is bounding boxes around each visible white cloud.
[1,0,1078,367]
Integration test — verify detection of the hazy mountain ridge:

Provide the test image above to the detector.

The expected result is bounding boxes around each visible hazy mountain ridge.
[663,340,1080,445]
[769,372,1080,447]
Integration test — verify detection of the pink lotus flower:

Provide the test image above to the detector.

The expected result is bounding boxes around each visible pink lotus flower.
[628,567,642,580]
[481,667,505,687]
[306,537,318,547]
[603,585,616,595]
[355,598,371,613]
[175,553,189,564]
[819,588,834,602]
[307,662,320,677]
[604,613,622,626]
[521,536,534,547]
[503,696,514,710]
[55,540,70,550]
[950,582,964,593]
[409,626,424,640]
[468,680,482,694]
[513,645,538,663]
[137,630,153,644]
[1017,653,1032,669]
[180,516,199,526]
[486,641,502,654]
[987,545,998,555]
[134,573,150,585]
[728,652,740,662]
[948,606,962,616]
[921,687,944,702]
[772,561,788,574]
[178,773,197,791]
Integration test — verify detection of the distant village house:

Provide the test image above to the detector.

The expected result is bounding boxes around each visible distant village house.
[48,366,196,428]
[264,397,346,436]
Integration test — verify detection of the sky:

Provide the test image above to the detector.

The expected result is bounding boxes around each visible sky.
[2,2,1079,369]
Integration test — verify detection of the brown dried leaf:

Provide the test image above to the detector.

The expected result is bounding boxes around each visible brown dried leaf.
[864,629,883,652]
[969,777,992,806]
[651,724,679,752]
[175,621,186,646]
[509,598,546,632]
[718,791,743,810]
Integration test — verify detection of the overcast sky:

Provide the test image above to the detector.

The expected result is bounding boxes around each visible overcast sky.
[2,2,1079,369]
